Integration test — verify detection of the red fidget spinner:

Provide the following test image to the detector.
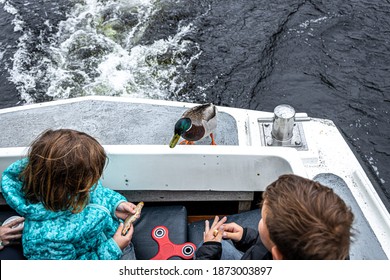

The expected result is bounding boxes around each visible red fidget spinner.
[150,225,196,260]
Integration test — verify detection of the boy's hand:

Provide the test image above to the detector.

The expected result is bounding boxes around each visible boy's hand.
[115,201,137,220]
[203,216,227,243]
[222,222,244,242]
[113,223,134,250]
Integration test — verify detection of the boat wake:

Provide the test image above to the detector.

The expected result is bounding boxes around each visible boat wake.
[2,0,202,103]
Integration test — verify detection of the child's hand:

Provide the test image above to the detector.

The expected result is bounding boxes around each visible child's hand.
[115,201,137,220]
[113,222,134,250]
[203,216,227,243]
[222,222,243,242]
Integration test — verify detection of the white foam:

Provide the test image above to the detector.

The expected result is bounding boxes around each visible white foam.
[0,47,4,61]
[299,16,328,28]
[5,0,201,103]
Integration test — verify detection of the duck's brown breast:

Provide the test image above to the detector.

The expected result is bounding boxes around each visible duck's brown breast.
[182,125,206,141]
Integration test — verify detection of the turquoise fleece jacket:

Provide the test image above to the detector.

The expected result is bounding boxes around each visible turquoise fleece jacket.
[1,158,127,260]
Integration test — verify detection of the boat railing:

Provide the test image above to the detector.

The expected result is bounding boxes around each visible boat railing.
[0,145,307,211]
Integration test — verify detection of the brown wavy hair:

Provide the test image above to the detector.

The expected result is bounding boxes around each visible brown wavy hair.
[262,174,354,260]
[20,129,107,213]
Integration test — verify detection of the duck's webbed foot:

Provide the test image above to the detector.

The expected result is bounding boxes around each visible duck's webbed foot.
[180,140,195,145]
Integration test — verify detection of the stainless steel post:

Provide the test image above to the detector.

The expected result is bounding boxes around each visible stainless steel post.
[271,104,295,141]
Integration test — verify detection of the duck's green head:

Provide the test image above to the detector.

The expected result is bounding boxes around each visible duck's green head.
[169,118,192,148]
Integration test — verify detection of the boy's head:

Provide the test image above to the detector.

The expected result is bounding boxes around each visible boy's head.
[21,129,107,213]
[259,174,354,260]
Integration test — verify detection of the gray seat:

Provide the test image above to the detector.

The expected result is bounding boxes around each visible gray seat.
[132,205,188,260]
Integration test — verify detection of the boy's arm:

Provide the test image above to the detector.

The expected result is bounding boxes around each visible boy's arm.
[195,242,222,260]
[233,227,259,252]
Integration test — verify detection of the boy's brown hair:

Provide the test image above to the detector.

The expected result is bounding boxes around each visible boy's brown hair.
[262,174,354,260]
[20,129,107,213]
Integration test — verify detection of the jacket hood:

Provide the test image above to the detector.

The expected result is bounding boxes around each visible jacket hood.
[1,158,69,221]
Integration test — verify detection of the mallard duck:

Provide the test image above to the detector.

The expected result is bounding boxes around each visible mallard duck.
[169,103,217,148]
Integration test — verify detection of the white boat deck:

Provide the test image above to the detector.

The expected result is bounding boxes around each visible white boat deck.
[0,96,389,259]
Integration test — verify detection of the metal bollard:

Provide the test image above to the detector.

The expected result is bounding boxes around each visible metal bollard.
[271,104,295,141]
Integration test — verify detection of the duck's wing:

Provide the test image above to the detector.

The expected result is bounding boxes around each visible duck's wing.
[202,111,217,135]
[182,103,217,125]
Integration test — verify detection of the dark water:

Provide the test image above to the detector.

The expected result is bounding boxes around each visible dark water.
[0,0,389,203]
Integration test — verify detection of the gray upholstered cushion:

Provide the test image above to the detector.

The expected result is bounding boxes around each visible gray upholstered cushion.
[132,205,188,260]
